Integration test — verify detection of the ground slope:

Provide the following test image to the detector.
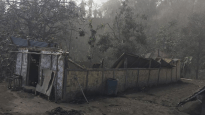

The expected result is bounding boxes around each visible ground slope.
[0,79,203,115]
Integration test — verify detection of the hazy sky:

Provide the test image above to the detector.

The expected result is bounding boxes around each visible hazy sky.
[93,0,108,5]
[76,0,108,5]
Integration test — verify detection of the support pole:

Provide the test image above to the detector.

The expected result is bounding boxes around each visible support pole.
[149,59,151,68]
[102,69,104,94]
[157,68,161,85]
[147,69,151,86]
[176,62,178,81]
[166,69,168,84]
[63,55,68,100]
[20,53,23,87]
[136,69,139,87]
[124,58,127,89]
[55,55,59,103]
[74,76,89,104]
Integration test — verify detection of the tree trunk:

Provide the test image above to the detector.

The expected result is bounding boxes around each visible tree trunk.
[196,68,199,79]
[196,37,201,79]
[69,30,72,52]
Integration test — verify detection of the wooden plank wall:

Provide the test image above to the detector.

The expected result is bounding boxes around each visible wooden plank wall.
[64,62,181,101]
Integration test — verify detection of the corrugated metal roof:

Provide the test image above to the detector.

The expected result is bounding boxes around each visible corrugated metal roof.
[172,58,180,62]
[111,53,161,68]
[10,37,28,47]
[163,58,172,64]
[76,61,102,68]
[155,57,175,68]
[145,50,170,59]
[29,40,49,47]
[10,37,57,48]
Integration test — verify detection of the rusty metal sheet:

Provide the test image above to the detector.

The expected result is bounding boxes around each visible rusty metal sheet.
[36,69,55,96]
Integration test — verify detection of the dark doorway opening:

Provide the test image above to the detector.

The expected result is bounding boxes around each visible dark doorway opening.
[28,53,40,87]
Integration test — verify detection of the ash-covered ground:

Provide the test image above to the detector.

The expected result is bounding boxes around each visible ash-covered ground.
[0,79,203,115]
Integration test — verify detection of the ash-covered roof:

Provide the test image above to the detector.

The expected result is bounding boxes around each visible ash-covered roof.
[67,59,86,70]
[111,53,161,68]
[10,36,57,48]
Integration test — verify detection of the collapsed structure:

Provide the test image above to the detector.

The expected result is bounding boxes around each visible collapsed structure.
[8,37,181,102]
[9,37,84,101]
[10,47,86,101]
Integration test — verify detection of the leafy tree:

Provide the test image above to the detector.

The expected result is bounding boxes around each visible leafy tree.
[97,1,147,58]
[100,0,121,18]
[0,0,83,79]
[79,0,86,17]
[0,1,17,80]
[181,13,205,79]
[156,20,181,57]
[6,0,80,42]
[87,0,93,18]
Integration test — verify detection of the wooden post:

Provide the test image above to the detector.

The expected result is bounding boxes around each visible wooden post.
[102,69,104,94]
[63,55,68,100]
[157,58,162,85]
[20,53,24,86]
[124,58,127,68]
[101,59,104,68]
[20,53,23,76]
[124,58,127,89]
[157,68,161,85]
[38,54,42,86]
[147,69,151,86]
[55,55,59,103]
[85,70,89,92]
[136,69,139,87]
[166,69,168,84]
[26,54,30,86]
[149,59,151,68]
[171,68,173,82]
[51,55,53,70]
[116,59,124,68]
[176,62,178,81]
[148,59,152,86]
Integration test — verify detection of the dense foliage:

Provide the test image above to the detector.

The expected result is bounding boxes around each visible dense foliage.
[1,0,205,79]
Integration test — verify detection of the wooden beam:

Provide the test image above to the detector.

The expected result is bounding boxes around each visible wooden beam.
[124,58,128,89]
[20,53,23,85]
[124,58,127,68]
[149,59,152,68]
[55,55,59,103]
[9,51,67,55]
[116,58,125,68]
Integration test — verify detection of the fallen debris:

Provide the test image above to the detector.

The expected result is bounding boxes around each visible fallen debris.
[2,113,13,115]
[46,107,84,115]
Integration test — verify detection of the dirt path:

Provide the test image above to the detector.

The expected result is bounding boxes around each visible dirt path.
[0,79,204,115]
